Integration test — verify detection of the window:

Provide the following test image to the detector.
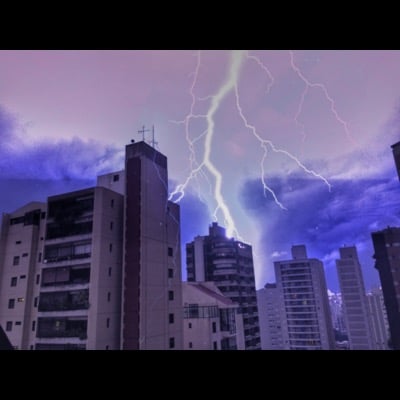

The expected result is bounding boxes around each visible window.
[22,253,28,257]
[15,240,21,245]
[13,256,20,266]
[169,337,175,349]
[106,318,110,328]
[32,321,36,331]
[212,321,217,333]
[106,345,109,350]
[108,267,112,277]
[8,299,15,309]
[15,321,21,326]
[113,174,119,182]
[17,297,24,302]
[38,252,42,262]
[111,199,114,208]
[213,341,218,350]
[36,274,40,285]
[109,243,112,253]
[110,221,113,230]
[188,323,192,329]
[6,321,12,332]
[168,247,173,257]
[34,297,38,307]
[20,275,26,279]
[168,291,174,301]
[169,313,174,324]
[189,342,193,349]
[107,292,111,302]
[10,277,17,287]
[168,268,173,278]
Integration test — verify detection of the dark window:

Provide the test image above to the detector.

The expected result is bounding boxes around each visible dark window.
[169,313,174,324]
[34,297,38,307]
[20,275,26,279]
[107,292,111,302]
[15,321,21,326]
[22,253,28,257]
[111,199,114,208]
[30,345,34,350]
[8,299,15,309]
[113,174,119,182]
[109,243,112,253]
[212,321,217,333]
[10,277,17,287]
[189,342,193,349]
[36,274,40,285]
[13,256,20,266]
[110,221,113,230]
[38,252,42,262]
[106,345,109,350]
[108,267,112,277]
[168,291,174,301]
[106,318,110,328]
[188,323,192,329]
[6,321,12,331]
[168,268,173,278]
[15,241,21,245]
[213,341,218,350]
[168,247,173,257]
[169,337,175,349]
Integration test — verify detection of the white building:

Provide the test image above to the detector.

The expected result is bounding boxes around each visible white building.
[275,245,335,350]
[182,282,244,350]
[336,246,374,350]
[257,283,283,349]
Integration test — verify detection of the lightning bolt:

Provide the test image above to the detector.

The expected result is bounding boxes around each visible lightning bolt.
[169,50,353,239]
[289,50,358,147]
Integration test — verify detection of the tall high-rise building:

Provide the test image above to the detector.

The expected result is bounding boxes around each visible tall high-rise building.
[274,245,335,350]
[0,140,183,350]
[328,292,347,336]
[186,222,260,350]
[366,287,389,350]
[335,246,374,349]
[182,281,245,350]
[371,227,400,350]
[391,141,400,181]
[257,283,283,349]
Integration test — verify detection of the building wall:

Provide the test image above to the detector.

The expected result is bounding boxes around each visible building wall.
[336,246,374,350]
[372,227,400,350]
[0,202,46,350]
[186,222,261,350]
[366,287,389,350]
[275,245,335,350]
[257,284,283,350]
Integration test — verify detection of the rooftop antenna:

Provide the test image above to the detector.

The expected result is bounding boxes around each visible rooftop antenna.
[138,125,150,142]
[150,125,158,149]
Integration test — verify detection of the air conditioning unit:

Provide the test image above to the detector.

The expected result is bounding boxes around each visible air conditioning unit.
[43,259,48,263]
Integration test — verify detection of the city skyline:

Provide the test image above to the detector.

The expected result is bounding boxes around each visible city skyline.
[1,50,400,292]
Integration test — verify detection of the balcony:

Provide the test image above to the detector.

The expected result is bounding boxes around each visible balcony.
[37,317,87,339]
[38,290,89,312]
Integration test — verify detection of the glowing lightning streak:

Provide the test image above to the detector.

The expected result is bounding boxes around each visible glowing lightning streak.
[289,50,358,147]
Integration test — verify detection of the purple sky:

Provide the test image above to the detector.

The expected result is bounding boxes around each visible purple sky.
[1,50,399,291]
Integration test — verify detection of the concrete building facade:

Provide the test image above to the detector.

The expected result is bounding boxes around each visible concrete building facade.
[335,246,374,350]
[186,222,260,350]
[274,245,335,350]
[366,287,389,350]
[182,281,244,350]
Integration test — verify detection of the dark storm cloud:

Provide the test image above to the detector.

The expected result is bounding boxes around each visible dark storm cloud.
[240,172,400,290]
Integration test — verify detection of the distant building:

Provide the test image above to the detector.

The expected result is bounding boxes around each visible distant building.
[328,292,347,335]
[274,245,335,350]
[257,283,283,349]
[186,222,260,350]
[182,282,245,350]
[0,140,183,350]
[336,246,374,349]
[391,141,400,181]
[371,227,400,350]
[366,287,389,350]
